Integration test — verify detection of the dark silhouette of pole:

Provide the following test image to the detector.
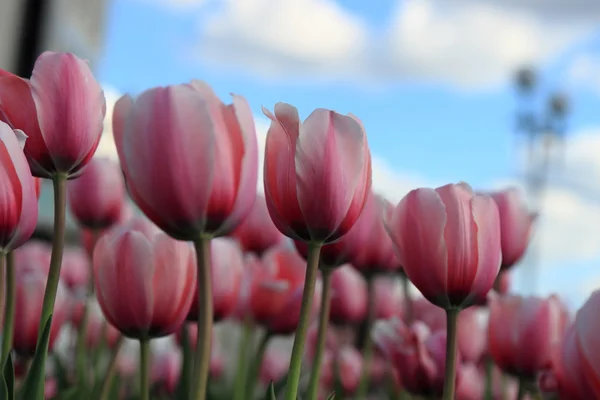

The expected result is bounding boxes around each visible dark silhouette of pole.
[16,0,49,77]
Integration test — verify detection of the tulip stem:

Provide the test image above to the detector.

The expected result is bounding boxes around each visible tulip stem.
[442,308,460,400]
[75,301,90,385]
[139,338,150,400]
[191,236,213,400]
[356,276,376,399]
[37,174,67,344]
[245,330,272,397]
[284,242,322,400]
[484,355,494,400]
[307,268,333,400]
[1,252,14,365]
[400,271,413,324]
[516,378,526,400]
[99,336,124,400]
[233,317,254,400]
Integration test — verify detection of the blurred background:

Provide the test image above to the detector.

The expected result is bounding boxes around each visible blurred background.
[1,0,600,308]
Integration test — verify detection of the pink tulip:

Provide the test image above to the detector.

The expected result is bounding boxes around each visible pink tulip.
[187,237,244,322]
[489,188,534,269]
[262,103,372,244]
[68,157,127,229]
[13,270,69,356]
[230,194,286,255]
[260,345,290,385]
[44,378,58,399]
[93,225,196,339]
[488,294,570,379]
[60,246,91,291]
[373,319,461,397]
[574,290,600,396]
[386,183,501,309]
[151,350,181,394]
[248,246,310,335]
[0,52,106,177]
[14,239,51,274]
[538,325,590,399]
[113,81,258,240]
[455,363,484,400]
[337,347,363,395]
[329,264,368,325]
[80,203,134,257]
[0,122,38,251]
[306,323,338,362]
[372,277,403,321]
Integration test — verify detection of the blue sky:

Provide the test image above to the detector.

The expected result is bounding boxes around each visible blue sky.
[92,0,600,307]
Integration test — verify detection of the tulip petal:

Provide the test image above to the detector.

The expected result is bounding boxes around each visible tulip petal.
[386,188,449,307]
[30,52,106,174]
[575,291,600,396]
[263,103,306,239]
[295,109,366,242]
[117,85,216,239]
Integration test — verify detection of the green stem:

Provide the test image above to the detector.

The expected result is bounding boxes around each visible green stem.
[233,317,254,400]
[99,336,124,400]
[1,252,13,365]
[400,272,413,324]
[139,338,150,400]
[37,174,67,343]
[442,308,460,400]
[356,276,376,399]
[190,236,213,400]
[484,355,494,400]
[306,269,332,400]
[516,379,526,400]
[245,330,272,397]
[284,242,322,400]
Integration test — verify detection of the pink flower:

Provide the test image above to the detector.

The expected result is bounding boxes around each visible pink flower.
[0,52,106,177]
[574,290,600,396]
[372,277,404,321]
[13,270,70,356]
[0,122,38,251]
[113,81,258,240]
[187,237,244,322]
[329,264,368,325]
[230,194,286,255]
[260,345,291,385]
[488,294,570,379]
[93,224,196,339]
[386,183,501,309]
[68,157,127,229]
[488,188,534,269]
[262,103,372,244]
[151,350,181,394]
[373,318,461,397]
[60,246,91,291]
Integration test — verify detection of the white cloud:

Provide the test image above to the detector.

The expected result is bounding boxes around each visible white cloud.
[567,53,600,95]
[192,0,597,88]
[131,0,208,10]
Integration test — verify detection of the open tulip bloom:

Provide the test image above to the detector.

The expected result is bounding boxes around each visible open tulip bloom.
[0,50,587,400]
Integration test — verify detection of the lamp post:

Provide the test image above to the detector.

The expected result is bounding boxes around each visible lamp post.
[514,67,570,295]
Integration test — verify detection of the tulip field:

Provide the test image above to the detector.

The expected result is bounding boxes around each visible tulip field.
[0,50,594,400]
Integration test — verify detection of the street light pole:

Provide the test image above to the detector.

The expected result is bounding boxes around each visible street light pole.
[514,67,570,295]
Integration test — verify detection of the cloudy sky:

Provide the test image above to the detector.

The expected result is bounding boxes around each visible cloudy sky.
[85,0,600,308]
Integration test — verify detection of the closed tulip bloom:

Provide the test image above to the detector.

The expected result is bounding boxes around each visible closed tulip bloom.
[455,364,484,400]
[93,227,197,339]
[186,237,244,322]
[60,246,91,291]
[260,345,291,386]
[0,122,39,251]
[373,319,461,397]
[85,306,121,349]
[538,325,590,400]
[329,264,368,325]
[0,52,106,177]
[262,102,372,244]
[80,203,134,257]
[13,270,69,356]
[14,239,51,275]
[230,194,286,255]
[152,350,181,394]
[372,277,403,321]
[488,294,570,379]
[68,157,126,229]
[386,183,502,309]
[489,188,534,269]
[113,81,258,240]
[337,347,363,395]
[574,290,600,396]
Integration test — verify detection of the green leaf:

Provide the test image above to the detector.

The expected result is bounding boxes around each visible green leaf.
[19,314,53,400]
[3,353,14,400]
[175,326,192,400]
[265,381,277,400]
[272,373,288,397]
[0,373,8,400]
[325,392,336,400]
